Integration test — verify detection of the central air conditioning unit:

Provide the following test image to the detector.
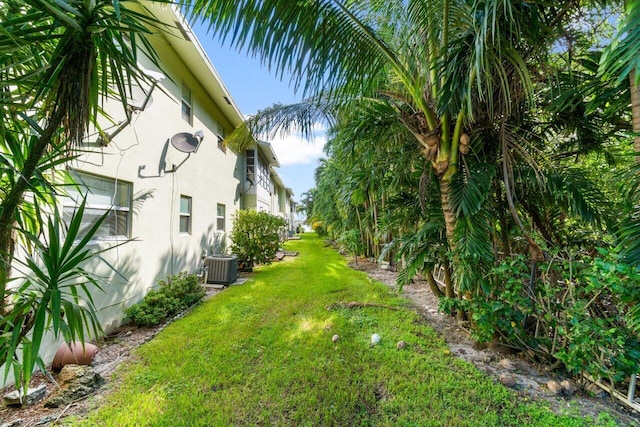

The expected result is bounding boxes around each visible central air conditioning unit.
[204,255,238,286]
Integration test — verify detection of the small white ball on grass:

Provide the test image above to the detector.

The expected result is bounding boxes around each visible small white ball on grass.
[371,333,381,345]
[332,334,340,343]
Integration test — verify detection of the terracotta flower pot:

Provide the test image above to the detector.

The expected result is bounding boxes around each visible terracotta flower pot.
[51,341,98,372]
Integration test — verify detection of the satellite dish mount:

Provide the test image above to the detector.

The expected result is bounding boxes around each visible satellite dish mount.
[97,68,165,146]
[165,130,205,173]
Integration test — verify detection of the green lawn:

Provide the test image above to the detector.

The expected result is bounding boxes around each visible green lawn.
[69,234,616,426]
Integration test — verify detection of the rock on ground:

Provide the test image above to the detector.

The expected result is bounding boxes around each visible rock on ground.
[44,365,104,408]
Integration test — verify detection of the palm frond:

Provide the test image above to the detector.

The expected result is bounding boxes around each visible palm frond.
[453,208,494,293]
[190,0,401,100]
[599,1,640,84]
[449,162,495,218]
[544,168,607,227]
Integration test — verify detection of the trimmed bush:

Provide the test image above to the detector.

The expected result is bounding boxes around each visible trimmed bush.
[126,272,205,327]
[230,210,286,268]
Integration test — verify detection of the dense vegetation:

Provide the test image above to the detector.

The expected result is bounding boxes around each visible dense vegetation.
[72,235,618,426]
[193,0,640,395]
[1,0,639,410]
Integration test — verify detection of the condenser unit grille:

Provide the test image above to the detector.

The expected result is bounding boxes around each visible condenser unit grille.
[204,255,238,285]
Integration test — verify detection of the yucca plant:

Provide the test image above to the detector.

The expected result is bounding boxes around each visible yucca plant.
[0,0,167,314]
[0,199,120,405]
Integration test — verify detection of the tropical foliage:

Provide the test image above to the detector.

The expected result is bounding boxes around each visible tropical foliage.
[0,0,164,400]
[191,0,640,392]
[125,272,206,327]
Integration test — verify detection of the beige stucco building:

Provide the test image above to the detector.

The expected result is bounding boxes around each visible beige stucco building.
[15,3,296,372]
[240,141,296,235]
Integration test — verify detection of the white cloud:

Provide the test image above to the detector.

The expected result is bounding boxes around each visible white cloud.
[251,121,327,166]
[266,127,327,166]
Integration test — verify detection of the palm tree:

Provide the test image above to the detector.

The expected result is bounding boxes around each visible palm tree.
[599,0,640,265]
[191,0,589,295]
[599,0,640,155]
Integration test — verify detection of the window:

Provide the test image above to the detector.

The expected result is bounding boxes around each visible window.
[181,83,192,124]
[179,196,192,234]
[217,128,226,153]
[246,149,255,184]
[217,204,226,231]
[257,161,269,191]
[63,171,131,240]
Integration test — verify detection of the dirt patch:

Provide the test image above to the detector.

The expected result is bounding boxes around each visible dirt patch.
[351,259,639,425]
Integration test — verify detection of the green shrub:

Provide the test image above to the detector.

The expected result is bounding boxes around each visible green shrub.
[444,249,640,383]
[311,221,326,236]
[230,210,286,268]
[125,291,177,327]
[159,272,205,311]
[126,272,205,327]
[337,229,364,261]
[553,250,640,381]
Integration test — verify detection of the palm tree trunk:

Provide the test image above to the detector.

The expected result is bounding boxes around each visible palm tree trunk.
[443,259,454,299]
[440,174,467,321]
[439,177,457,253]
[0,107,65,313]
[423,268,444,298]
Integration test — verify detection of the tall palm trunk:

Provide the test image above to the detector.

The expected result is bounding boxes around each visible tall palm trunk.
[0,107,66,313]
[439,177,457,254]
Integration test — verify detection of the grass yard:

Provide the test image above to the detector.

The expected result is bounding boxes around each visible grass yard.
[69,234,616,426]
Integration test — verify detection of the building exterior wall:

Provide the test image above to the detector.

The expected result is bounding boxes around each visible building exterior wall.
[241,144,280,214]
[67,14,243,334]
[22,5,247,370]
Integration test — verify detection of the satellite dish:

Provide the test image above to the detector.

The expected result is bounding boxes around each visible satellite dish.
[171,132,201,153]
[127,85,152,111]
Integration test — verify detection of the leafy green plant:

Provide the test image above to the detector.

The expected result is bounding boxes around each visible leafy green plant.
[229,210,286,268]
[125,272,205,327]
[311,221,326,237]
[442,247,640,384]
[441,258,534,344]
[0,200,118,405]
[554,249,640,381]
[337,229,363,263]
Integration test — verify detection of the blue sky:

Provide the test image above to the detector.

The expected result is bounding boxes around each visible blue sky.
[191,22,326,201]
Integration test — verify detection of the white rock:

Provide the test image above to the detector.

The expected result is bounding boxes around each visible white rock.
[371,333,381,345]
[3,384,47,407]
[499,358,516,371]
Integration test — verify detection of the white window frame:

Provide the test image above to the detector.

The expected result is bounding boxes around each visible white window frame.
[216,203,226,232]
[246,149,255,184]
[179,195,192,234]
[257,159,269,191]
[63,170,132,241]
[181,83,193,125]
